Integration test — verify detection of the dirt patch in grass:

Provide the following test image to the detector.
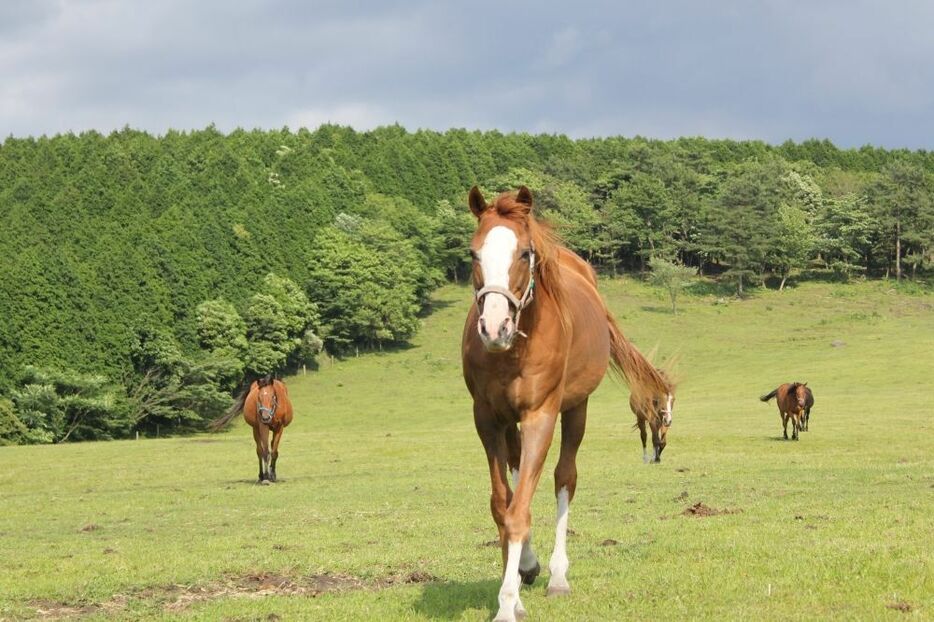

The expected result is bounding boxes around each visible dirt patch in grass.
[381,570,439,585]
[886,600,912,613]
[681,502,741,518]
[31,572,367,618]
[30,569,447,618]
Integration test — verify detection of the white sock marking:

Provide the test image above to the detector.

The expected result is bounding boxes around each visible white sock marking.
[496,540,524,621]
[548,486,570,591]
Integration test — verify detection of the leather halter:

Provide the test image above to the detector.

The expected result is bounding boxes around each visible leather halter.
[258,390,278,423]
[474,245,536,338]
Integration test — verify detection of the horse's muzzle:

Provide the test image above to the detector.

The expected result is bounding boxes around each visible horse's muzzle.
[477,306,517,352]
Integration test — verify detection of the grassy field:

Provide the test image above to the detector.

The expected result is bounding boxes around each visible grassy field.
[1,278,932,621]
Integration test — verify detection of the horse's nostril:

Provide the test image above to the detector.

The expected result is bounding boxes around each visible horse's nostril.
[497,318,511,339]
[479,318,488,336]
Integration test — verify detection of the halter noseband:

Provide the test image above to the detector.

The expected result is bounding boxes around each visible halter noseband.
[474,245,536,338]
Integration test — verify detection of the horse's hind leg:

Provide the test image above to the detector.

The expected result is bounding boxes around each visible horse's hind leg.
[548,399,587,597]
[506,424,540,586]
[638,418,649,463]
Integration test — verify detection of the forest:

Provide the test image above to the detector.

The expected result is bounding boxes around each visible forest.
[0,125,932,444]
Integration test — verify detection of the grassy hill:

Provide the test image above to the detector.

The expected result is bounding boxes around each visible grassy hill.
[1,278,932,620]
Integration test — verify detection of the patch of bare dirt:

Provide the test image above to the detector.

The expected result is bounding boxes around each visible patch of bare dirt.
[381,570,439,586]
[600,539,620,546]
[681,502,741,518]
[886,600,912,613]
[78,524,101,533]
[31,572,367,618]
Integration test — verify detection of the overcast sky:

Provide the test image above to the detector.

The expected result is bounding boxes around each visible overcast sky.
[2,1,933,148]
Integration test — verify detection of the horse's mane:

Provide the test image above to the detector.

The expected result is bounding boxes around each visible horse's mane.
[489,192,571,333]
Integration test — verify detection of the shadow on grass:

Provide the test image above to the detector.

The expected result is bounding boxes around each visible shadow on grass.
[639,305,675,314]
[412,578,501,620]
[419,297,458,317]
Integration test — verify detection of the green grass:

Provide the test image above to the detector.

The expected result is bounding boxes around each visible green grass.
[1,278,932,621]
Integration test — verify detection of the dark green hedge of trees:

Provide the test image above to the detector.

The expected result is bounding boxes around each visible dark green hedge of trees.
[1,125,932,443]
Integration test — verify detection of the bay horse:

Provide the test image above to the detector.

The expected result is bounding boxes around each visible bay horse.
[211,375,294,482]
[462,186,670,622]
[631,369,676,463]
[801,385,814,431]
[760,382,810,440]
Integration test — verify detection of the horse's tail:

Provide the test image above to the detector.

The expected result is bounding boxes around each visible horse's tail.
[607,313,670,422]
[760,388,779,403]
[208,385,250,432]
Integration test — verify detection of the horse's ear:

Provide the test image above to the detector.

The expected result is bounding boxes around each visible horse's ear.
[516,186,534,210]
[468,186,487,219]
[802,382,808,387]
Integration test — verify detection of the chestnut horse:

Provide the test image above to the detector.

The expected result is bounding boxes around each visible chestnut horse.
[211,375,293,482]
[631,369,676,463]
[462,186,670,622]
[760,382,810,440]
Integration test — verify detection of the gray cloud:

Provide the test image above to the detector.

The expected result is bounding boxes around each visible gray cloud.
[1,0,932,148]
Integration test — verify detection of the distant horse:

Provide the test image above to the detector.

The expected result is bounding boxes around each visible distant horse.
[462,186,670,622]
[760,382,810,440]
[631,370,676,463]
[211,375,294,482]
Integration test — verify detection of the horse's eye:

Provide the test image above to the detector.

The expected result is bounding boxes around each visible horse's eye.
[469,250,479,262]
[520,250,531,261]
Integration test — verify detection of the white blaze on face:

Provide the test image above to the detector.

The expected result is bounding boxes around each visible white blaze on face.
[477,226,518,342]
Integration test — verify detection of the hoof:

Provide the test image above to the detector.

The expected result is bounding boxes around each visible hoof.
[519,562,540,586]
[259,479,272,486]
[546,584,571,597]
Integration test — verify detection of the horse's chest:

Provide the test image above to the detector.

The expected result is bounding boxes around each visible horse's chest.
[480,366,558,417]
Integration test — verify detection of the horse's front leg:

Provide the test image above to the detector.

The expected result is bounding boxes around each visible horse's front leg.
[506,424,540,586]
[269,426,285,482]
[252,425,266,482]
[496,408,558,622]
[650,420,663,463]
[782,412,789,440]
[637,418,649,463]
[255,423,271,483]
[474,406,517,618]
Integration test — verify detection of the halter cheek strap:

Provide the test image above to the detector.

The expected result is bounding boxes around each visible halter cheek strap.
[474,246,536,338]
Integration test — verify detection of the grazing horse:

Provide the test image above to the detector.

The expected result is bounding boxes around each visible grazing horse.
[800,386,815,431]
[631,370,676,463]
[462,186,670,622]
[211,375,294,482]
[760,382,810,440]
